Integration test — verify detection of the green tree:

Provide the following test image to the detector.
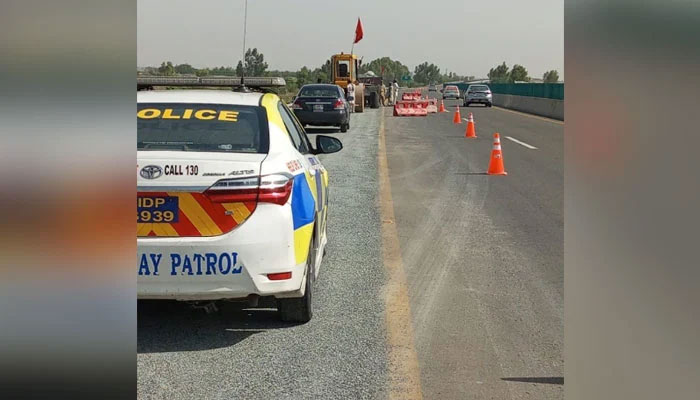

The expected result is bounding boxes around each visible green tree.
[510,64,530,82]
[158,61,175,76]
[359,57,410,83]
[488,62,510,83]
[314,59,331,83]
[174,63,196,75]
[296,66,313,86]
[236,48,269,76]
[210,65,236,76]
[543,70,560,83]
[413,62,442,85]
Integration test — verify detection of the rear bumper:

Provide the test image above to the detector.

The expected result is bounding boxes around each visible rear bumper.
[137,203,308,300]
[293,109,348,126]
[466,97,492,103]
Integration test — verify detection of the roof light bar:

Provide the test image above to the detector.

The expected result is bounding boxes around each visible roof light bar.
[137,75,286,88]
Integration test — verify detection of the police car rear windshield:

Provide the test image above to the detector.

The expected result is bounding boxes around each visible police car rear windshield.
[137,103,269,153]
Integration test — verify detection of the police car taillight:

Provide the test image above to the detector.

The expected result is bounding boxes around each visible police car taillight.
[205,174,292,205]
[204,177,259,203]
[258,174,293,205]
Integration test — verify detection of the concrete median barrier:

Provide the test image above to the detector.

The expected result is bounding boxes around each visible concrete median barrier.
[492,94,564,121]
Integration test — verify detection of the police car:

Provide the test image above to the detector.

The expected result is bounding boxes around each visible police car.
[137,77,342,322]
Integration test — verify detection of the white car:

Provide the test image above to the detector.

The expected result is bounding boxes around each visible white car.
[442,85,460,100]
[137,77,342,322]
[464,84,493,107]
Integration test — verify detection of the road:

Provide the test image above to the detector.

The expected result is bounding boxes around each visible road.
[385,92,563,399]
[137,92,563,399]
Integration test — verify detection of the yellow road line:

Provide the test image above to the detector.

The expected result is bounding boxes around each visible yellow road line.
[378,109,423,400]
[492,105,565,125]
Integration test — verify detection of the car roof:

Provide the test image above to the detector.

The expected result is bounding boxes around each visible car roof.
[137,90,267,106]
[445,85,459,89]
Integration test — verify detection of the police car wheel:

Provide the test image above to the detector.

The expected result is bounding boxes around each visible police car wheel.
[278,239,315,323]
[340,123,348,133]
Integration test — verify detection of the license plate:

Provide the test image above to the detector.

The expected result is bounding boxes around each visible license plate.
[138,196,179,223]
[313,104,324,112]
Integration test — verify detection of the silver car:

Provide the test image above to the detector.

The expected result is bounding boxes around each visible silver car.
[464,84,492,107]
[442,85,460,100]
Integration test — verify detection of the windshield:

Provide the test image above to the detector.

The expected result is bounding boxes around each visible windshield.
[137,103,269,153]
[299,86,340,97]
[469,86,490,92]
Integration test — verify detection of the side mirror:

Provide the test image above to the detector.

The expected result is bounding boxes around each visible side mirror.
[313,135,343,154]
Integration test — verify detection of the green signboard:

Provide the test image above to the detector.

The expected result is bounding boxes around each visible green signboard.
[401,75,411,81]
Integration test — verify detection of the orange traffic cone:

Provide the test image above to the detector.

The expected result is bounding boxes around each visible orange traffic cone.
[439,100,446,113]
[487,133,507,175]
[453,105,462,124]
[465,112,477,138]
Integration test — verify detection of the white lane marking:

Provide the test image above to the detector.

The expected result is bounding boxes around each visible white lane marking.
[505,136,538,149]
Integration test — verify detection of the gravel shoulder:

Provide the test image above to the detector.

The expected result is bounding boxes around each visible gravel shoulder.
[138,109,389,400]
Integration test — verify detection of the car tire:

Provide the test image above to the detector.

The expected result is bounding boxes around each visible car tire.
[278,238,315,323]
[487,103,492,107]
[340,123,348,133]
[370,92,380,109]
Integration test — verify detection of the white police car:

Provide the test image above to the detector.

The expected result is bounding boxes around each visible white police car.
[137,77,342,322]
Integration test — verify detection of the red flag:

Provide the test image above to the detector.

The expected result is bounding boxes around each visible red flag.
[354,18,364,44]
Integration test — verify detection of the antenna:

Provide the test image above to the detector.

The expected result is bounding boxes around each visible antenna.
[239,0,249,92]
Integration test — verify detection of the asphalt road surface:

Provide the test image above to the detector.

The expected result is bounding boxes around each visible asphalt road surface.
[385,91,563,399]
[137,92,563,399]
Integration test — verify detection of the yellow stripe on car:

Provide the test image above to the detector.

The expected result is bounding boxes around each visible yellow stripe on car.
[293,223,315,265]
[171,192,223,236]
[222,203,252,224]
[261,93,286,132]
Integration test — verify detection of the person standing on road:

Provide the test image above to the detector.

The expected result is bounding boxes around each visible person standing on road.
[392,79,399,105]
[380,82,387,106]
[346,81,356,113]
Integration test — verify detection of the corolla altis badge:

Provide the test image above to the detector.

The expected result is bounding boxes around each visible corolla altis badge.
[140,165,163,180]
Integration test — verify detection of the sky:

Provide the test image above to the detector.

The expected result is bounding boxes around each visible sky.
[138,0,563,79]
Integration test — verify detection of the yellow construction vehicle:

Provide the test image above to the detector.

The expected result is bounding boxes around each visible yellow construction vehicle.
[330,52,366,113]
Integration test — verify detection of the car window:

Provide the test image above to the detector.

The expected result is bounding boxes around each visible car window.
[337,60,350,78]
[283,102,313,151]
[469,86,490,92]
[137,103,269,153]
[278,101,310,154]
[300,86,340,97]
